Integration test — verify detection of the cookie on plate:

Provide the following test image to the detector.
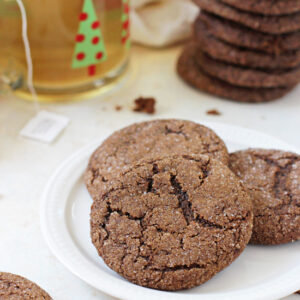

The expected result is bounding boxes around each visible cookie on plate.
[229,149,300,245]
[196,12,300,54]
[85,119,229,200]
[0,272,52,299]
[177,44,293,102]
[220,0,300,16]
[195,21,300,69]
[194,0,300,34]
[196,50,300,88]
[91,154,253,290]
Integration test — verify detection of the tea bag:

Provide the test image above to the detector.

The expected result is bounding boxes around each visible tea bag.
[16,0,69,143]
[16,0,39,110]
[131,0,199,47]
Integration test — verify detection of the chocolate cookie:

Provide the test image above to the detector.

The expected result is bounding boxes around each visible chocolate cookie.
[90,154,253,290]
[220,0,300,16]
[85,119,229,200]
[194,0,300,34]
[229,149,300,245]
[195,21,300,69]
[0,272,52,299]
[196,12,300,54]
[196,50,300,88]
[177,44,293,102]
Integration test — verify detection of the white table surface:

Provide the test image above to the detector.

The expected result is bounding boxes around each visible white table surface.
[0,45,299,300]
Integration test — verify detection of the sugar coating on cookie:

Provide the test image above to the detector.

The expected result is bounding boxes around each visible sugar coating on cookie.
[230,149,300,245]
[90,155,253,290]
[0,272,52,299]
[85,119,229,200]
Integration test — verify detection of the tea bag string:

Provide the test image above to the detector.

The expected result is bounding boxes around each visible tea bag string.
[16,0,39,111]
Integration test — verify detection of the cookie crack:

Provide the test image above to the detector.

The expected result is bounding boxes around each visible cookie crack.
[100,201,146,243]
[146,164,160,194]
[164,125,189,141]
[101,185,138,200]
[253,154,298,208]
[170,165,227,228]
[152,263,206,272]
[107,202,145,221]
[146,177,154,193]
[90,168,107,185]
[196,211,251,231]
[273,160,295,207]
[170,175,193,224]
[195,216,223,229]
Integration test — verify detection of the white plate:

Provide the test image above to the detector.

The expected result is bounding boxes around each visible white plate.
[40,121,300,300]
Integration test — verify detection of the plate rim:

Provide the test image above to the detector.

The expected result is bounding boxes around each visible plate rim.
[40,120,300,300]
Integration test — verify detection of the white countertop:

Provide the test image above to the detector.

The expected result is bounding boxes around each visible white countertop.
[0,45,299,300]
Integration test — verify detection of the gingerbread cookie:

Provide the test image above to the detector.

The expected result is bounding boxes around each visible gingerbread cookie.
[229,149,300,245]
[220,0,300,16]
[91,154,253,290]
[195,12,300,54]
[194,0,300,34]
[85,119,229,200]
[177,44,293,102]
[0,272,52,299]
[196,50,300,88]
[195,21,300,69]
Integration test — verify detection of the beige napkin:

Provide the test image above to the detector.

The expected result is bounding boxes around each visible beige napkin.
[130,0,199,47]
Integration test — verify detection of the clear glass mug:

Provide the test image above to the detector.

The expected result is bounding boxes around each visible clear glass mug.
[0,0,130,102]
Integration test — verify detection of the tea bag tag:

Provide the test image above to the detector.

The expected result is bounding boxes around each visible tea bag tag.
[20,110,70,143]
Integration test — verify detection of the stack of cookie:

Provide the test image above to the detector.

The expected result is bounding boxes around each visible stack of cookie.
[85,119,300,291]
[177,0,300,103]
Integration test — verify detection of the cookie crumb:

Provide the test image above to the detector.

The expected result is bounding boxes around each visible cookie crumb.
[133,97,156,114]
[115,105,122,111]
[207,109,221,116]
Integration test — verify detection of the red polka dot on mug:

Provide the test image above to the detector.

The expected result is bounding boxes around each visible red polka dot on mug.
[77,52,85,60]
[92,37,100,44]
[88,65,96,76]
[96,52,103,59]
[76,34,85,42]
[123,20,129,29]
[124,4,129,14]
[79,12,88,21]
[92,21,100,29]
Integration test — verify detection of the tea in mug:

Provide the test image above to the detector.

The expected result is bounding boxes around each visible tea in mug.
[0,0,130,101]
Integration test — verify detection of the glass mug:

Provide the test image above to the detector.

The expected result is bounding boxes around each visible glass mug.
[0,0,130,102]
